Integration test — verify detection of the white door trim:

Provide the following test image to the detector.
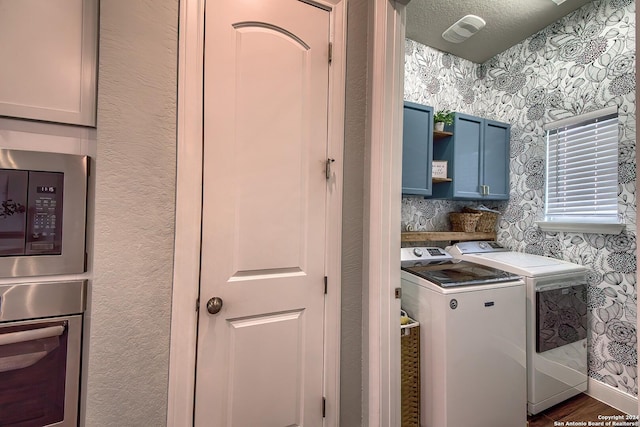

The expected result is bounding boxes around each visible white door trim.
[323,1,348,424]
[366,1,407,426]
[167,0,346,425]
[166,0,204,424]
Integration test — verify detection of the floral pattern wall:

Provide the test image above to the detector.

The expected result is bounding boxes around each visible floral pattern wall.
[403,0,637,396]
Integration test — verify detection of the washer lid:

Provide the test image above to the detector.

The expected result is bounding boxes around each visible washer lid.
[402,260,520,287]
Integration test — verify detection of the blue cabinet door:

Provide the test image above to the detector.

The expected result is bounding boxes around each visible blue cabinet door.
[402,102,433,196]
[431,112,510,200]
[451,113,483,199]
[482,119,510,200]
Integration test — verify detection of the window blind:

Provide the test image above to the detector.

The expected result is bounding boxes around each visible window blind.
[544,107,619,223]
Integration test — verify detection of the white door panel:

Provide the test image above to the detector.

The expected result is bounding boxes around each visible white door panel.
[195,0,330,425]
[226,310,306,427]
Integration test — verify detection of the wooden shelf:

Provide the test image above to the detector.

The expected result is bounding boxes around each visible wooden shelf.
[433,130,453,140]
[402,231,496,243]
[432,177,452,183]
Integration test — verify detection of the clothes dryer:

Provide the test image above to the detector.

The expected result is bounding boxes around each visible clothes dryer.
[447,241,588,415]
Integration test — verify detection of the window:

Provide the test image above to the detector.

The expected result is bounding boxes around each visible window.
[538,106,624,234]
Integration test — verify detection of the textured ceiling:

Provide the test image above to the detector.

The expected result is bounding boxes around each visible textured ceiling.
[406,0,594,63]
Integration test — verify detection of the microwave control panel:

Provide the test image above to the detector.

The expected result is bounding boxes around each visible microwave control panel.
[26,171,64,255]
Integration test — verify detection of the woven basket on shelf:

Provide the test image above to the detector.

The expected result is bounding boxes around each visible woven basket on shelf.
[449,212,481,232]
[463,207,500,232]
[401,322,420,427]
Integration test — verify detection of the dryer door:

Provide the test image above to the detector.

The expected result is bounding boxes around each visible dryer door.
[536,282,587,353]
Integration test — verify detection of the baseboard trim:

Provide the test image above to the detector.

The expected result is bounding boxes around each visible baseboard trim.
[586,378,638,415]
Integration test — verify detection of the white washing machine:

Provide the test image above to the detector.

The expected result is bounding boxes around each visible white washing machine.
[447,241,588,415]
[400,247,526,427]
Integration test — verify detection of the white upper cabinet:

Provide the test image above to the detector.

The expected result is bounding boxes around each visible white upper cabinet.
[0,0,98,127]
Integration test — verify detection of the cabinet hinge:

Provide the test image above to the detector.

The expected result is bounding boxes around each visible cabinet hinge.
[195,298,200,312]
[322,397,326,418]
[324,276,328,294]
[328,42,333,64]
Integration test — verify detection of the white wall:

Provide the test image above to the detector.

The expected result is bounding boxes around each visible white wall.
[82,1,178,425]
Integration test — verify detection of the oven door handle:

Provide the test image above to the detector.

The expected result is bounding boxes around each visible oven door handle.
[0,325,65,347]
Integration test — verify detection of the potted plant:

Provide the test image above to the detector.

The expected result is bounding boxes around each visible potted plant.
[434,109,454,131]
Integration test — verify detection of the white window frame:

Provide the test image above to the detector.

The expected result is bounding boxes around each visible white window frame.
[537,105,625,235]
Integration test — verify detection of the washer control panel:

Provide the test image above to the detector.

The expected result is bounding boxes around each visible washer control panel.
[447,241,508,256]
[401,247,452,267]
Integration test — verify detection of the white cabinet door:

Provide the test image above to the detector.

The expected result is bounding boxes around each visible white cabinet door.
[0,0,97,126]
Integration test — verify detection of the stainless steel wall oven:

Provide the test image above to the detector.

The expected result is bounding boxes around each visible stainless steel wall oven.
[0,280,86,427]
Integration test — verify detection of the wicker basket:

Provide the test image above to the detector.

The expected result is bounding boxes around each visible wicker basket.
[463,207,500,232]
[401,318,420,427]
[449,212,481,232]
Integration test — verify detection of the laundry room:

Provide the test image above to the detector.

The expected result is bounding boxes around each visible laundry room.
[399,0,636,425]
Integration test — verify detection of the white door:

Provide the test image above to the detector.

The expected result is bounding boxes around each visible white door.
[194,0,331,426]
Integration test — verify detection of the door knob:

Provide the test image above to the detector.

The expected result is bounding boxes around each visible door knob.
[206,297,223,314]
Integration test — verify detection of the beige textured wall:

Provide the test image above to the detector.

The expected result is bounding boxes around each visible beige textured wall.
[82,1,178,425]
[341,0,370,425]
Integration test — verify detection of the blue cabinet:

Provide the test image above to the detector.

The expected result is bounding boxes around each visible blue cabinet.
[432,112,510,200]
[402,102,434,196]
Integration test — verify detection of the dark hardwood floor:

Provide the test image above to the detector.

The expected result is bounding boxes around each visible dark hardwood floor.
[527,393,634,427]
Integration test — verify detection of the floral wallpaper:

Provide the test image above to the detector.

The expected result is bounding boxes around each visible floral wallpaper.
[403,0,637,396]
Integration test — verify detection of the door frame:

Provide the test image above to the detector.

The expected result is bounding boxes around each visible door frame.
[365,1,408,425]
[167,0,347,425]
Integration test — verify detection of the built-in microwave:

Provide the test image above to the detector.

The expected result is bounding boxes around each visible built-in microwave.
[0,149,87,278]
